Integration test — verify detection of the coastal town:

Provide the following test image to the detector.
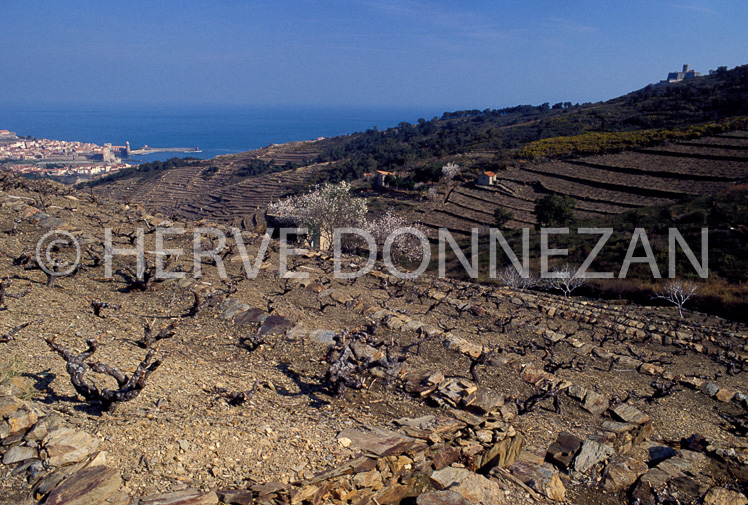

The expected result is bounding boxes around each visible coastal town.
[0,129,133,180]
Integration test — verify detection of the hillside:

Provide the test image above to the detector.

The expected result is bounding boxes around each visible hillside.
[84,65,748,233]
[1,172,747,505]
[83,142,332,227]
[412,129,748,235]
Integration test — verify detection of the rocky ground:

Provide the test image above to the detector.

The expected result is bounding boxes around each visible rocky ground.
[0,172,746,504]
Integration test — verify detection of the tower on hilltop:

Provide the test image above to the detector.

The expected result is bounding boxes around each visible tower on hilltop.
[657,63,702,86]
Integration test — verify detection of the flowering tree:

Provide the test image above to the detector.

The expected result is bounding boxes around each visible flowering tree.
[265,197,300,227]
[498,265,538,291]
[442,162,460,183]
[268,182,428,260]
[363,211,428,262]
[427,186,439,201]
[542,263,586,298]
[655,279,698,318]
[268,181,367,251]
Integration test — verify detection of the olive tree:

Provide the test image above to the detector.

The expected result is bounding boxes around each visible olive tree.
[534,193,576,228]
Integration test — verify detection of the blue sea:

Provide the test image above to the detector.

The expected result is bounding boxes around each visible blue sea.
[0,104,441,163]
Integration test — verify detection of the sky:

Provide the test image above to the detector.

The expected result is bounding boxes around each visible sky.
[0,0,746,110]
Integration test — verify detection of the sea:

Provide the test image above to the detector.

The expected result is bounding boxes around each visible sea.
[0,104,440,164]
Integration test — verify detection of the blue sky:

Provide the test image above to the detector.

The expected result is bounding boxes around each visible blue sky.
[0,0,745,109]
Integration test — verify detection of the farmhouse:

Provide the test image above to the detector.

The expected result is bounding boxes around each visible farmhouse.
[477,171,496,186]
[376,170,394,187]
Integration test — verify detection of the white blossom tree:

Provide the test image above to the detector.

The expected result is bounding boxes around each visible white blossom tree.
[267,181,367,251]
[363,211,428,262]
[442,162,460,183]
[427,186,439,201]
[543,263,586,298]
[656,279,698,318]
[268,182,428,260]
[498,265,538,292]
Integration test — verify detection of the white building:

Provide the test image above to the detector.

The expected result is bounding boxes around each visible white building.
[477,171,497,186]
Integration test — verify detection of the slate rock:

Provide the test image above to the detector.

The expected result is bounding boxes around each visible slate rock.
[566,384,587,401]
[394,415,465,439]
[34,467,74,498]
[636,465,685,495]
[351,341,386,363]
[703,487,748,505]
[257,315,294,336]
[648,445,678,465]
[657,452,702,475]
[582,390,609,416]
[443,335,483,359]
[520,367,554,386]
[479,432,523,470]
[234,308,267,325]
[373,483,412,504]
[403,371,444,396]
[715,388,736,403]
[417,490,472,505]
[352,469,383,489]
[448,409,484,427]
[663,476,708,504]
[432,446,461,470]
[291,484,322,504]
[25,420,49,442]
[639,363,665,375]
[702,382,721,397]
[328,289,352,304]
[611,403,650,425]
[310,329,337,345]
[573,439,615,474]
[516,447,546,465]
[677,375,702,389]
[464,387,504,415]
[44,453,122,505]
[219,301,250,320]
[682,433,708,453]
[430,467,505,504]
[2,445,37,464]
[285,324,309,341]
[337,426,419,457]
[599,420,643,449]
[602,455,648,492]
[139,490,219,505]
[3,432,24,447]
[216,489,254,505]
[592,347,614,359]
[0,396,23,418]
[546,432,583,469]
[43,427,100,467]
[631,479,657,505]
[6,405,38,434]
[509,461,566,501]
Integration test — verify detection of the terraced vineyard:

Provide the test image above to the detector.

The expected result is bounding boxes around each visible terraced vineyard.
[2,174,747,504]
[413,131,748,237]
[95,131,748,238]
[97,141,327,225]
